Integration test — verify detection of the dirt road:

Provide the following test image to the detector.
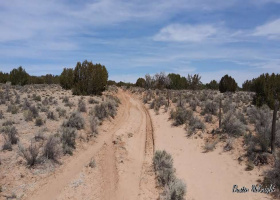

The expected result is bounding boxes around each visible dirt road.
[24,90,158,200]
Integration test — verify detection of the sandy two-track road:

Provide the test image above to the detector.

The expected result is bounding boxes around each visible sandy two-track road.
[23,90,158,200]
[20,90,273,200]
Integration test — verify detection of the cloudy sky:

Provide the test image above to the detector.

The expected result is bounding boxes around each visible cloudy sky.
[1,0,280,85]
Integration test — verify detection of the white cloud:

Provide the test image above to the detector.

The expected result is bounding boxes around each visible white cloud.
[154,24,217,42]
[253,18,280,39]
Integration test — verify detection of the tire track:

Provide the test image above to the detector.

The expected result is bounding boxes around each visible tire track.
[138,101,158,200]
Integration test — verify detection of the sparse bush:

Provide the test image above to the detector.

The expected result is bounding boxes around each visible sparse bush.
[2,126,18,145]
[61,127,76,155]
[224,138,234,152]
[204,140,218,152]
[204,114,213,123]
[0,110,4,119]
[89,158,96,168]
[33,94,41,101]
[42,97,49,106]
[22,98,31,110]
[202,100,218,115]
[63,112,85,130]
[106,99,118,118]
[187,116,205,134]
[89,116,99,136]
[189,99,198,111]
[18,141,40,167]
[40,106,49,112]
[43,135,61,161]
[170,107,193,126]
[2,120,14,126]
[7,105,18,114]
[222,112,246,136]
[236,111,247,125]
[56,107,66,118]
[93,99,118,121]
[264,158,280,196]
[62,96,69,103]
[34,129,46,141]
[161,179,186,200]
[15,94,20,104]
[2,137,12,151]
[64,101,75,108]
[153,150,175,186]
[35,117,44,126]
[23,110,33,121]
[78,99,87,112]
[47,111,56,120]
[154,150,187,200]
[88,97,98,104]
[222,99,235,113]
[93,103,107,121]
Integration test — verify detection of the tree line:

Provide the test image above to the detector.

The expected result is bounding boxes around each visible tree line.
[0,60,109,95]
[135,72,237,93]
[1,65,279,109]
[0,66,60,86]
[242,73,280,109]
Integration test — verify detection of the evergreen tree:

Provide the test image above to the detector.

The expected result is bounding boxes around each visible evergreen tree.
[0,72,10,83]
[136,78,146,88]
[72,60,108,95]
[206,80,219,90]
[10,66,29,86]
[252,73,280,109]
[60,68,74,90]
[187,74,202,90]
[219,75,237,93]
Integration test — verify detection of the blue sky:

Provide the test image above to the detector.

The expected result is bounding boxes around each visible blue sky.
[0,0,280,86]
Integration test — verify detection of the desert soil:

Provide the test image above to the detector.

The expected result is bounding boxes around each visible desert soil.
[1,89,273,200]
[22,90,158,200]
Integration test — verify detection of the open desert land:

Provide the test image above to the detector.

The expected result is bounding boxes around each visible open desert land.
[0,83,279,200]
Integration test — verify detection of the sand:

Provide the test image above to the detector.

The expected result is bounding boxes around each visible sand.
[149,107,272,200]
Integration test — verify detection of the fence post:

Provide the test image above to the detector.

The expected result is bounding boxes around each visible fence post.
[271,100,279,154]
